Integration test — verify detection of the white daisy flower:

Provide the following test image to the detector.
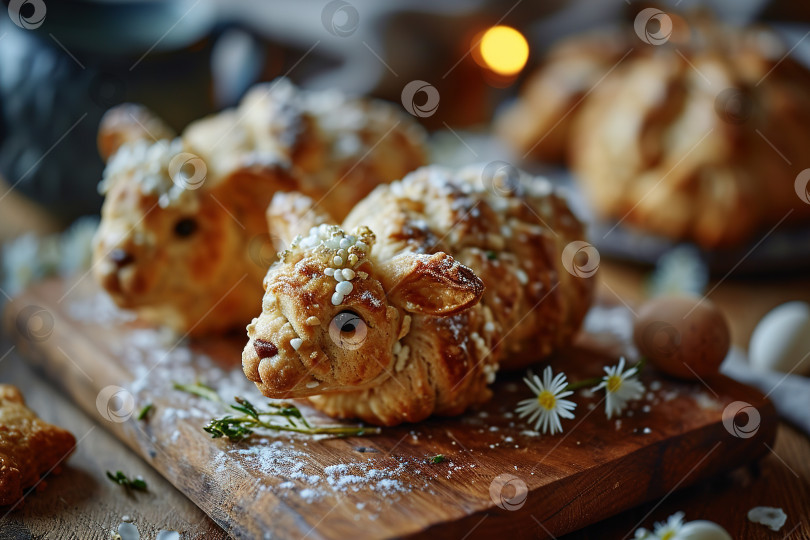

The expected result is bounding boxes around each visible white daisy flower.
[592,357,645,419]
[653,511,686,540]
[635,512,732,540]
[634,512,686,539]
[515,366,576,435]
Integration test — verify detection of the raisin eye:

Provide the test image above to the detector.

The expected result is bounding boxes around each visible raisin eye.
[328,310,368,350]
[174,218,197,238]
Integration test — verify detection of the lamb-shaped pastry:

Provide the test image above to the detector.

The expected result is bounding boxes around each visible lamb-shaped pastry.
[0,384,76,506]
[93,78,426,335]
[242,165,595,426]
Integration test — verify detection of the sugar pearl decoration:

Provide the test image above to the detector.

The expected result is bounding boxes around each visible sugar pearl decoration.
[324,231,367,305]
[290,338,303,350]
[287,224,370,307]
[306,381,320,388]
[336,281,353,295]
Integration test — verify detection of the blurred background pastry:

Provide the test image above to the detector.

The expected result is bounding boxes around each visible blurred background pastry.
[499,15,810,250]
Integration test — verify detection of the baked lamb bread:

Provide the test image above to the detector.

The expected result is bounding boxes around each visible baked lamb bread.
[497,20,810,248]
[242,165,594,426]
[93,78,426,335]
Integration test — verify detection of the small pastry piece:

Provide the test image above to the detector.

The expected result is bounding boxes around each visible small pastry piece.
[93,78,427,335]
[243,165,594,426]
[0,384,76,506]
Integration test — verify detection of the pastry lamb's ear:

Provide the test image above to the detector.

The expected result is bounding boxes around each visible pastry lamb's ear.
[379,252,484,316]
[97,104,175,161]
[267,192,337,249]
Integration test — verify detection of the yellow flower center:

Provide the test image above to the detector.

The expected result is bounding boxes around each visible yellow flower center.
[661,532,675,540]
[606,374,623,393]
[537,390,557,411]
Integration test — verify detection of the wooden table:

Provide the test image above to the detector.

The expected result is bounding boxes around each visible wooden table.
[0,185,225,539]
[570,262,810,539]
[0,351,228,540]
[0,179,808,538]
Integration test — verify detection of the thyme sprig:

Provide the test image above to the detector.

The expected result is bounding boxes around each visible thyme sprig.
[172,382,222,404]
[137,404,153,420]
[173,382,380,441]
[106,470,147,492]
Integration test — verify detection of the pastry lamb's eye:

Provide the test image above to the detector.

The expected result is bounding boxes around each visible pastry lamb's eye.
[174,218,198,238]
[329,310,368,350]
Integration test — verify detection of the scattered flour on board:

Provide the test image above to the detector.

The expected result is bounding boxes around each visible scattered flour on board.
[69,295,428,511]
[66,290,723,516]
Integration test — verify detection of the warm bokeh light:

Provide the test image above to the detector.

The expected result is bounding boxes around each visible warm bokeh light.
[478,25,529,76]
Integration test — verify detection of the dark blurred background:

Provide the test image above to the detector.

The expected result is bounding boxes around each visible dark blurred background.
[3,0,810,282]
[2,0,806,221]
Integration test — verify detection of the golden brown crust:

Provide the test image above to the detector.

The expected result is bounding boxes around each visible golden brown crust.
[0,385,76,506]
[93,79,427,335]
[244,165,594,425]
[570,25,810,248]
[343,166,593,371]
[499,22,810,248]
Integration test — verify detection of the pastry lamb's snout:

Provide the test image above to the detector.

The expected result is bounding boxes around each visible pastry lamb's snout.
[253,339,278,359]
[109,247,135,269]
[94,228,146,298]
[244,310,326,398]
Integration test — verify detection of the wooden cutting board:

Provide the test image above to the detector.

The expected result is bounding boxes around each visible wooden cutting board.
[4,279,777,539]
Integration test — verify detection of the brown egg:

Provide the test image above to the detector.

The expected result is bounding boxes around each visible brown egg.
[633,295,731,379]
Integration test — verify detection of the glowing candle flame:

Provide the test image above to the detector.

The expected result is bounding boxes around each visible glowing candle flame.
[478,25,529,77]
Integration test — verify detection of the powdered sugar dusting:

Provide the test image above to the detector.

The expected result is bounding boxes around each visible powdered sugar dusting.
[66,292,432,515]
[62,291,740,528]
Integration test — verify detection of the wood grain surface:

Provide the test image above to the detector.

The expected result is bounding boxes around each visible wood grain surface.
[0,351,227,540]
[570,261,810,539]
[1,278,780,539]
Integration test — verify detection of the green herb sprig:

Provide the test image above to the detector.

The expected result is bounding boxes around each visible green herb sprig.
[106,471,147,492]
[137,404,153,420]
[174,382,380,441]
[173,382,222,404]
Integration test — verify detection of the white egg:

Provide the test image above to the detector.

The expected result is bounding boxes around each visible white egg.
[749,302,810,375]
[678,520,732,540]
